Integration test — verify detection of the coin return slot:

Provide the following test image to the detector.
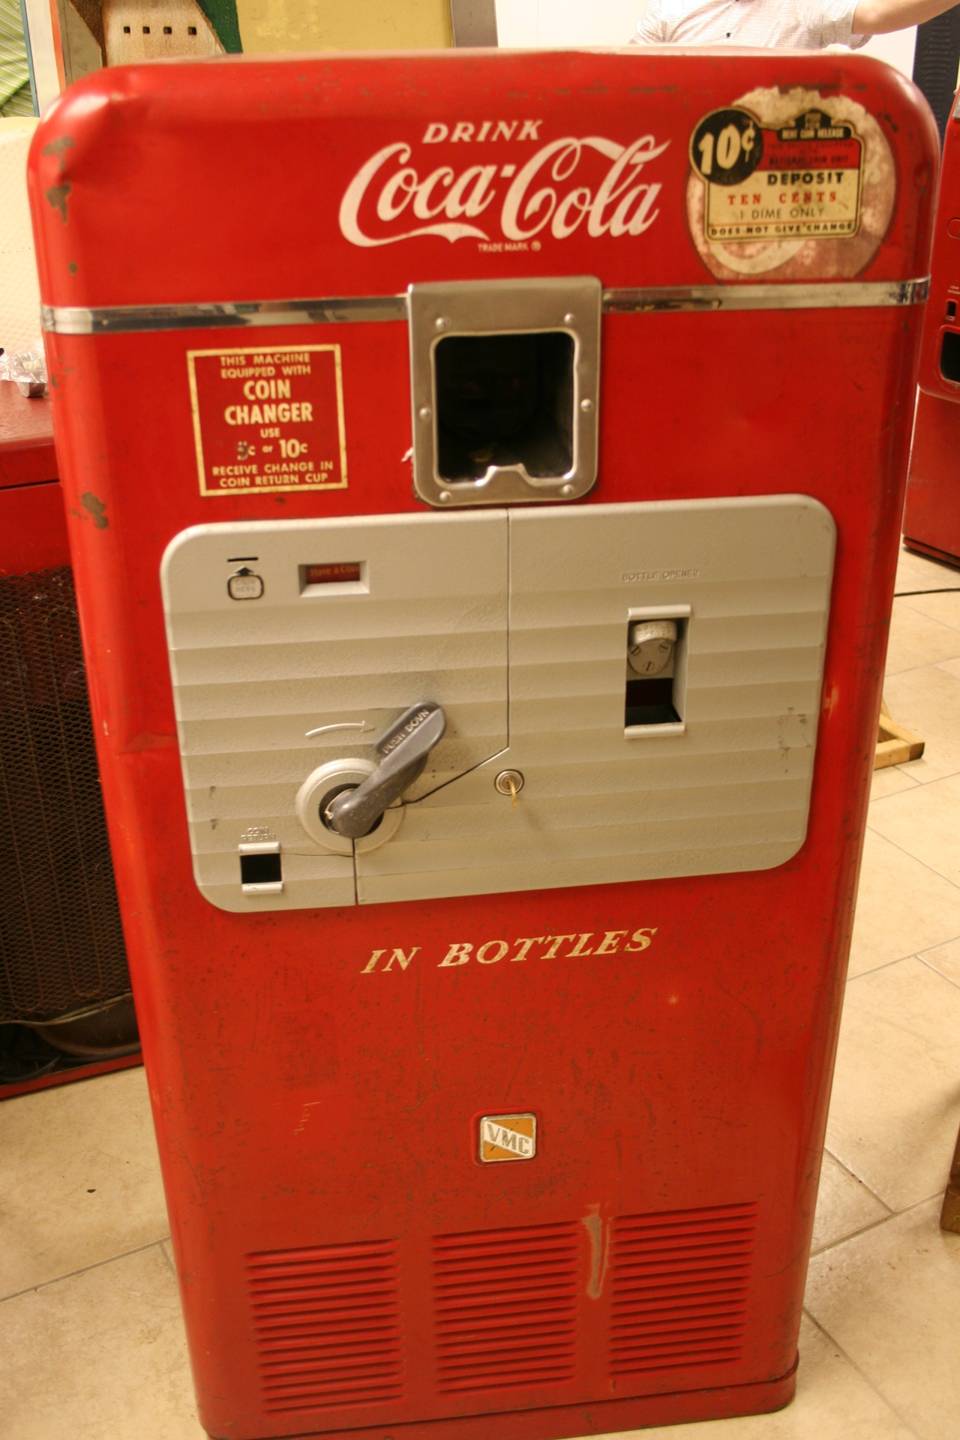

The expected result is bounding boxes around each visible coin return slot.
[625,614,688,734]
[940,329,960,382]
[240,852,281,885]
[435,331,574,483]
[239,846,283,895]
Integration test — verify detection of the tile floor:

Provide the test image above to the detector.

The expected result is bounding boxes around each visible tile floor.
[2,546,960,1440]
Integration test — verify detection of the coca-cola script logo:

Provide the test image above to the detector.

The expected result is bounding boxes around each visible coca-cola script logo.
[338,133,671,248]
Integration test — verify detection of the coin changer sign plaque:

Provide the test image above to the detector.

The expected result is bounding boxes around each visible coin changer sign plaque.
[188,344,348,497]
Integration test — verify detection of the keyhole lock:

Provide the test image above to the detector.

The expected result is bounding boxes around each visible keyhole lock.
[296,702,447,854]
[494,769,525,806]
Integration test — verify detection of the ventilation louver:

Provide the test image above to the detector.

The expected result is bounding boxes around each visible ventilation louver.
[433,1221,580,1394]
[247,1239,403,1415]
[610,1202,756,1381]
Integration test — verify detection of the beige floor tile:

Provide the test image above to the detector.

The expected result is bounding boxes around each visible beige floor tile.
[878,666,960,784]
[600,1314,916,1439]
[895,547,960,597]
[826,958,960,1211]
[920,935,960,988]
[0,1268,915,1440]
[868,773,960,888]
[897,590,960,631]
[870,766,920,801]
[847,831,960,978]
[805,1199,960,1440]
[811,1151,890,1254]
[0,1244,203,1440]
[883,603,960,675]
[0,1067,169,1299]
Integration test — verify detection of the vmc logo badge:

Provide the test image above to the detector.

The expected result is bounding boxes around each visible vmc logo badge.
[479,1113,538,1163]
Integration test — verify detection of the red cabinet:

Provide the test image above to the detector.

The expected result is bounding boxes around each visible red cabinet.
[30,50,936,1440]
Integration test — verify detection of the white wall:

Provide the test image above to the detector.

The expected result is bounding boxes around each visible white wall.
[860,27,916,78]
[497,0,640,47]
[496,0,917,80]
[0,118,42,356]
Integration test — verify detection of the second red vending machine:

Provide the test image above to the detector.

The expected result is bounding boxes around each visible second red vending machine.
[30,48,935,1440]
[907,86,960,567]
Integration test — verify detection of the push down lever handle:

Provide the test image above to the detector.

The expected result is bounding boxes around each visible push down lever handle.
[324,702,447,840]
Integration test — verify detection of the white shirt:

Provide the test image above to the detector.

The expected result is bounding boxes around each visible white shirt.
[634,0,868,48]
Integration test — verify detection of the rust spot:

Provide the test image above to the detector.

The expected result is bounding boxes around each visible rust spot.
[42,135,75,157]
[68,261,78,275]
[46,183,71,222]
[582,1206,609,1300]
[80,491,108,529]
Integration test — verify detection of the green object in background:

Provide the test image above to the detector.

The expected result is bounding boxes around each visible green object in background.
[198,0,243,52]
[0,0,33,115]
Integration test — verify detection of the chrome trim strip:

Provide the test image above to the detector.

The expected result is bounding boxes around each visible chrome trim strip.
[42,278,929,335]
[41,295,409,335]
[602,278,930,313]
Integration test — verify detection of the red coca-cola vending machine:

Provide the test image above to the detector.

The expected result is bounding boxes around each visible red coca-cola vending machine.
[906,87,960,567]
[30,49,935,1440]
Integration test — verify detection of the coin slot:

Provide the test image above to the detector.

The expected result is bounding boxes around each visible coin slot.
[300,561,368,597]
[435,331,574,483]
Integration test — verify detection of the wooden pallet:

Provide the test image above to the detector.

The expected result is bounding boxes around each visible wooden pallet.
[875,698,925,769]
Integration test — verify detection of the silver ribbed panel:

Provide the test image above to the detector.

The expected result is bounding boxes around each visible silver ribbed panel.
[161,514,508,911]
[163,499,834,911]
[356,498,834,904]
